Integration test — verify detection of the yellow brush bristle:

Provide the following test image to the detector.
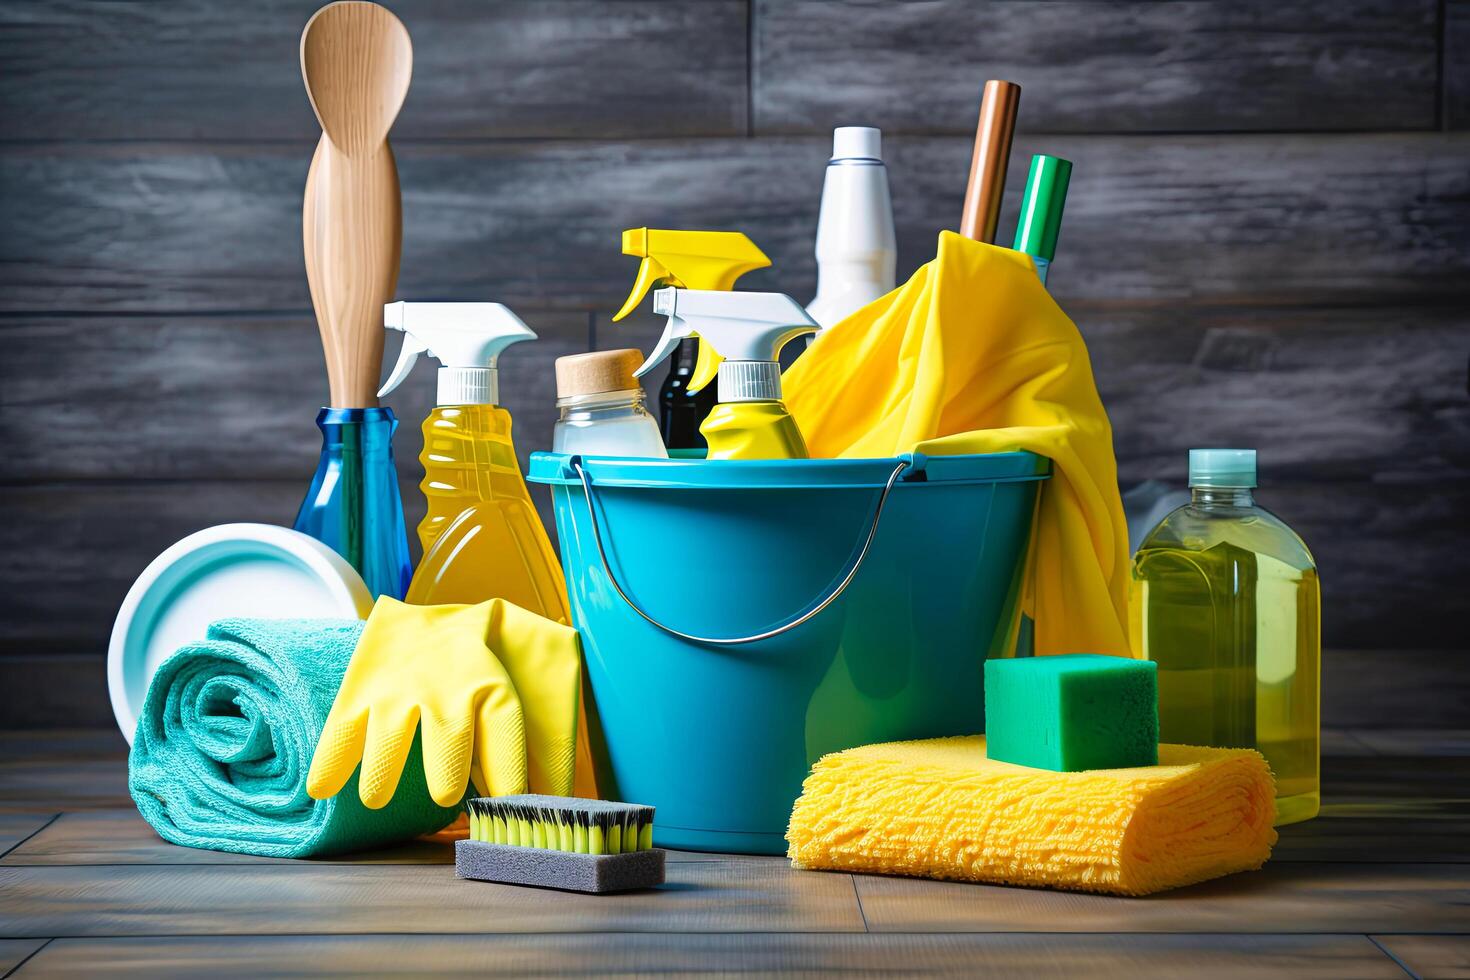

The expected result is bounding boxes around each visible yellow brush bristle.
[472,799,657,856]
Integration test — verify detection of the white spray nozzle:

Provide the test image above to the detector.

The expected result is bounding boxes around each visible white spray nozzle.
[635,288,817,402]
[379,301,537,406]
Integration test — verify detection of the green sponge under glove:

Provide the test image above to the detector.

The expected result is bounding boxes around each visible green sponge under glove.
[985,654,1159,771]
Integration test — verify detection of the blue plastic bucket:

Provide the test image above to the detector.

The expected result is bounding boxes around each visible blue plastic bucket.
[528,451,1049,854]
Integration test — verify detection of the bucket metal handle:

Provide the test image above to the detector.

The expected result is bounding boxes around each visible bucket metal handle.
[572,458,912,646]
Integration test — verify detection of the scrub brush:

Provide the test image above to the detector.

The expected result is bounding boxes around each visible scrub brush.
[455,795,665,894]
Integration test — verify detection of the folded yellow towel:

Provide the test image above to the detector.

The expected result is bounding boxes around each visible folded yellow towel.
[787,736,1277,896]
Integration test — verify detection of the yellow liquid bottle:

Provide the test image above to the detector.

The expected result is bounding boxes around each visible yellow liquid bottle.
[1129,449,1320,825]
[701,400,809,460]
[406,403,598,799]
[407,405,568,616]
[378,301,597,797]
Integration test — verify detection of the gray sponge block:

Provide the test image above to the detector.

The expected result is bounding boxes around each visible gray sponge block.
[455,839,665,894]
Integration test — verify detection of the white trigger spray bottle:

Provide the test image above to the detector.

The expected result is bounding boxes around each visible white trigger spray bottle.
[379,303,599,799]
[377,302,570,615]
[634,288,817,460]
[806,126,897,335]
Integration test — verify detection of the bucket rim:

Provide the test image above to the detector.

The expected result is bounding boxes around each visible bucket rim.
[527,450,1050,490]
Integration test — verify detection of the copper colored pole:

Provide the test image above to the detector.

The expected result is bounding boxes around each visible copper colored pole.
[959,79,1022,243]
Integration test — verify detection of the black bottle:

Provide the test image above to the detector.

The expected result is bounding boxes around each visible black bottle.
[658,338,718,454]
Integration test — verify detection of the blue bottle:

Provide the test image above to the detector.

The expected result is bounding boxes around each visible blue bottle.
[293,407,411,600]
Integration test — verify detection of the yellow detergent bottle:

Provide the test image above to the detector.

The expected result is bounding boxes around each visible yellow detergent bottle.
[611,228,771,453]
[632,288,817,460]
[379,301,598,795]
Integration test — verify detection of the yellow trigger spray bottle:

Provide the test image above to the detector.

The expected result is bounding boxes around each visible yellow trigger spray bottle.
[378,301,597,796]
[632,288,817,460]
[612,229,770,454]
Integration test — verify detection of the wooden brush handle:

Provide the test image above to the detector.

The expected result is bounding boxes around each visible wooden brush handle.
[303,132,403,408]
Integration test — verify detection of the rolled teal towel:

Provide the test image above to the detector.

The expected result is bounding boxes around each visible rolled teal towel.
[129,618,461,858]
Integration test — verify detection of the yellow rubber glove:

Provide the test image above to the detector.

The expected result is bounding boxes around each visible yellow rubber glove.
[783,232,1131,658]
[478,596,583,797]
[308,598,528,809]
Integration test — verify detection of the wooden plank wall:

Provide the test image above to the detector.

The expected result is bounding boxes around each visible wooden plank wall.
[1,0,1466,726]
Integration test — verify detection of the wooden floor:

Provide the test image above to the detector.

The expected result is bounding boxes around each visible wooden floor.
[0,728,1465,978]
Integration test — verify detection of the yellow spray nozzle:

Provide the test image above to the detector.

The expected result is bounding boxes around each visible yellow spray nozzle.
[688,341,722,393]
[611,228,771,323]
[621,227,649,258]
[612,254,671,322]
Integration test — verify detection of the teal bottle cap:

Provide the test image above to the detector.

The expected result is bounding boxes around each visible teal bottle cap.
[1189,449,1257,488]
[1012,155,1073,263]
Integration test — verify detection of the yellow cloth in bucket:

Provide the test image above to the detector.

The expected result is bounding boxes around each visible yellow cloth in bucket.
[784,232,1131,657]
[786,736,1277,896]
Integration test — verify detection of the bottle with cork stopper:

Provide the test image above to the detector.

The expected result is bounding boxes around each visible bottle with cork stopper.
[553,349,669,459]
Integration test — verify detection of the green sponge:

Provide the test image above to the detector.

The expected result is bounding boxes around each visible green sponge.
[985,654,1159,771]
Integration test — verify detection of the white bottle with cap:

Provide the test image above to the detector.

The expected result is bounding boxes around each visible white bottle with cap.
[552,349,669,458]
[806,126,897,334]
[634,287,817,459]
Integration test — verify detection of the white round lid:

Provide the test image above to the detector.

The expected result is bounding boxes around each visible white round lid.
[107,523,373,744]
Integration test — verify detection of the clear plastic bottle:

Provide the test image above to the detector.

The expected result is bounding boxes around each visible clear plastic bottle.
[1130,449,1320,825]
[553,350,669,458]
